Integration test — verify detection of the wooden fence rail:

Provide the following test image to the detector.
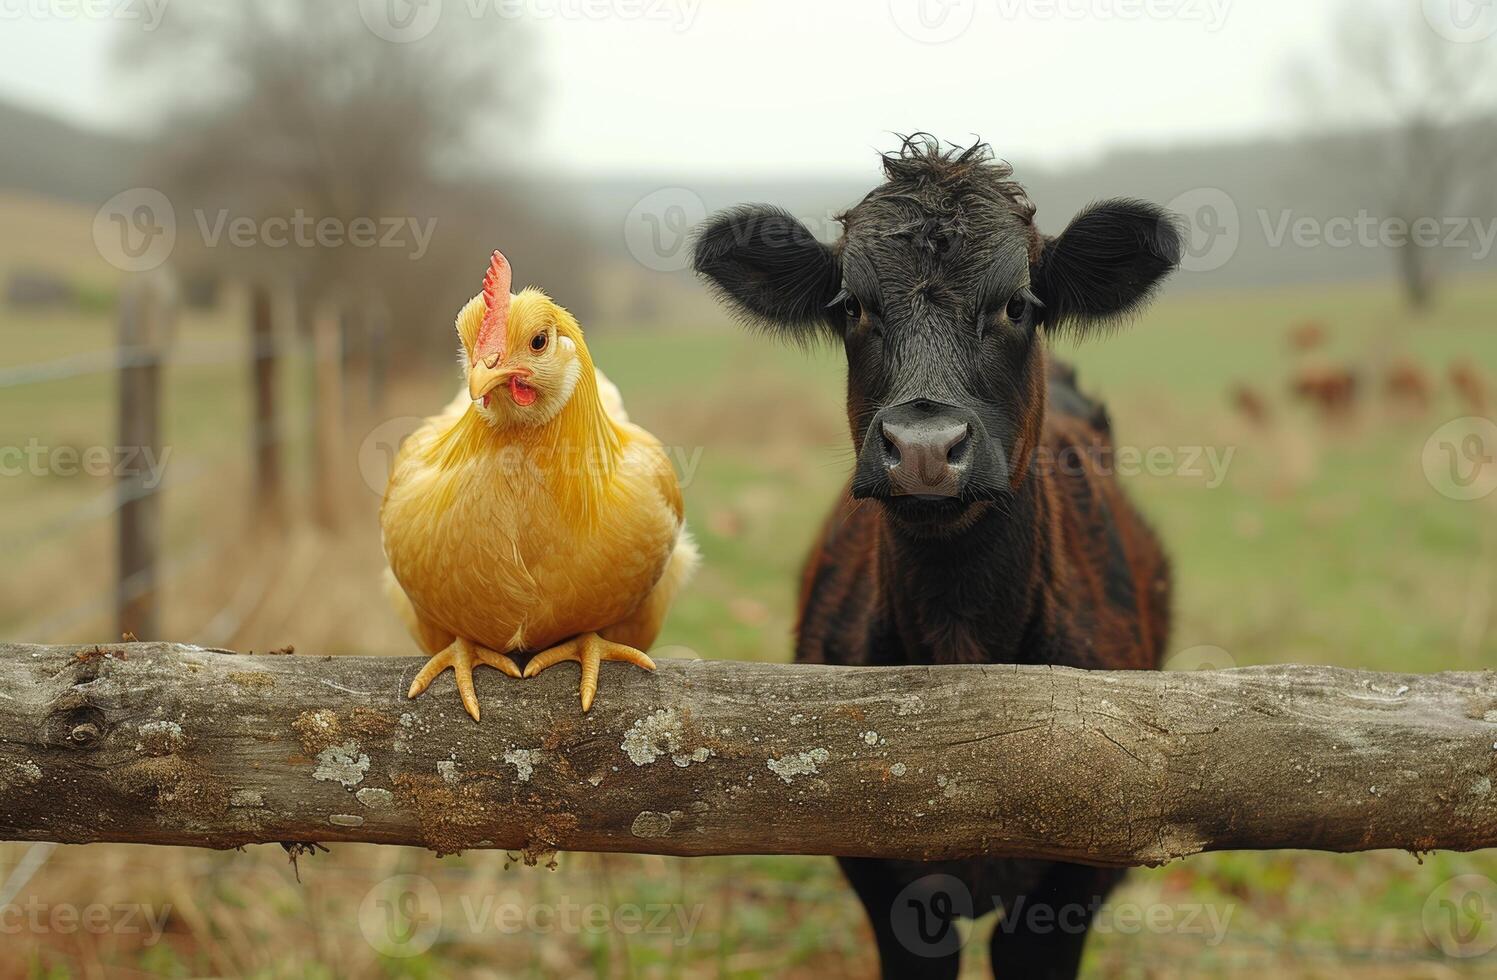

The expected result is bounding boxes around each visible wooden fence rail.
[2,643,1494,865]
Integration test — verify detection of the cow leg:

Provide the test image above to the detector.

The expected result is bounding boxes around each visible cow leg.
[988,863,1123,979]
[838,858,964,979]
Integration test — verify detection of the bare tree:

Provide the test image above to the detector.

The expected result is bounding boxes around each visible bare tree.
[1290,2,1497,310]
[116,1,536,326]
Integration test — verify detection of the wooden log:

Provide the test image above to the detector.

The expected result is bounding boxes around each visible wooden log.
[1,643,1495,865]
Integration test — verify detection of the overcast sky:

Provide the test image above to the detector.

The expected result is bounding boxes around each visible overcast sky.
[0,0,1463,176]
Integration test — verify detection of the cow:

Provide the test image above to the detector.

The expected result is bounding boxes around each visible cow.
[1384,357,1432,415]
[1287,320,1329,353]
[1230,382,1272,426]
[1291,365,1358,423]
[1451,359,1491,418]
[693,136,1182,979]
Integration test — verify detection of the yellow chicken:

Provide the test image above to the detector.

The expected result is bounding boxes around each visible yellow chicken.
[381,250,697,719]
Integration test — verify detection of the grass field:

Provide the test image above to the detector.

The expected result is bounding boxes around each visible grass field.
[1,188,1496,976]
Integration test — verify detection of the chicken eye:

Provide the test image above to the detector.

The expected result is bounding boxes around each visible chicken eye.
[530,331,548,353]
[1005,293,1029,324]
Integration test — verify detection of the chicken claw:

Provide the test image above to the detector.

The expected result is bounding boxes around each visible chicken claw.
[407,638,521,722]
[523,633,655,712]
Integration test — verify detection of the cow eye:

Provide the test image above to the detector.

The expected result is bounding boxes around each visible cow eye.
[827,288,869,329]
[1005,293,1029,323]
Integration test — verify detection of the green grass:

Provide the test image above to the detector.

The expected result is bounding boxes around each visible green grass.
[3,249,1497,976]
[1055,275,1497,675]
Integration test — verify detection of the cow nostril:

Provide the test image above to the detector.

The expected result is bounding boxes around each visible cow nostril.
[880,428,901,466]
[947,425,973,465]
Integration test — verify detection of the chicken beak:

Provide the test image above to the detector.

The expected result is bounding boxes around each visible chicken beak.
[469,356,510,403]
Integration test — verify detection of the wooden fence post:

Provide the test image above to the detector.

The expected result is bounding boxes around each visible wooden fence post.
[367,302,389,415]
[249,283,283,525]
[311,303,344,530]
[116,274,174,640]
[339,306,371,423]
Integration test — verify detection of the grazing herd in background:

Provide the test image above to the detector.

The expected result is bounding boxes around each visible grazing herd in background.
[1230,320,1491,428]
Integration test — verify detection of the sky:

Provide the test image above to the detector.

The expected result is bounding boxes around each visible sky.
[0,0,1458,177]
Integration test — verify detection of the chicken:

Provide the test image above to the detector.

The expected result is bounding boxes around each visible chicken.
[381,250,698,720]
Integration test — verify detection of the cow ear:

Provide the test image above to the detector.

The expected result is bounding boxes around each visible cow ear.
[1032,199,1183,334]
[693,205,842,343]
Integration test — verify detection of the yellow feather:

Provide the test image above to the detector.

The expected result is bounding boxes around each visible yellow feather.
[429,288,622,527]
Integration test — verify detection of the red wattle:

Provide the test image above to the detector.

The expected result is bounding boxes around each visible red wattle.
[510,377,538,407]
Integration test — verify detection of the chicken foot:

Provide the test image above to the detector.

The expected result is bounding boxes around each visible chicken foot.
[407,637,522,722]
[522,632,656,712]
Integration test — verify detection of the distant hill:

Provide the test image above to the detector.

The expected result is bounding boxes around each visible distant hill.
[558,133,1497,297]
[3,96,1490,301]
[0,98,146,207]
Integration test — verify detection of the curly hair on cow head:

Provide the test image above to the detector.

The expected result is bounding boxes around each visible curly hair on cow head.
[865,133,1037,226]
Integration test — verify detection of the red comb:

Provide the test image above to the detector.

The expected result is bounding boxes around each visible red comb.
[474,250,511,363]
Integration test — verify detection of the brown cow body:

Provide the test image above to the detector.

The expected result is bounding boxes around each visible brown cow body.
[798,360,1169,674]
[795,359,1170,974]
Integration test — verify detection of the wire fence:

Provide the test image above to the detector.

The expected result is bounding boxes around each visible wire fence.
[0,337,244,391]
[0,272,385,648]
